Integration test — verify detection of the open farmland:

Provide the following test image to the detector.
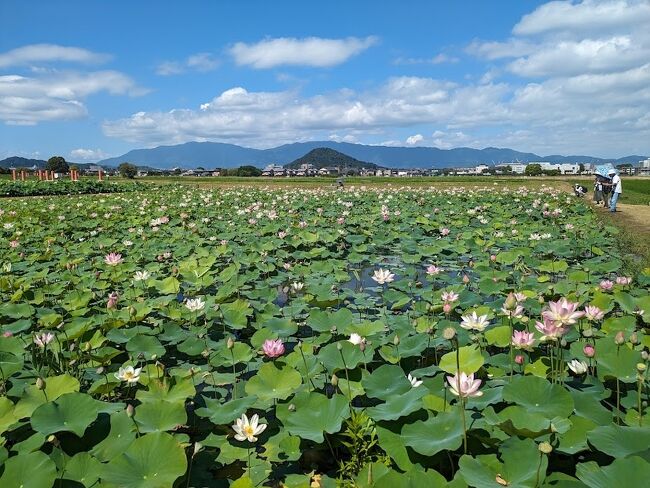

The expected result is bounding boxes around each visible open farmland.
[0,183,649,487]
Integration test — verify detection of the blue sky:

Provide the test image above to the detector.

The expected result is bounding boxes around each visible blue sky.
[1,0,649,161]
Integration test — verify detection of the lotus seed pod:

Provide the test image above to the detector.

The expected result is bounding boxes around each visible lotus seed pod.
[443,327,456,340]
[36,377,45,390]
[47,435,60,447]
[538,442,553,454]
[582,328,593,338]
[288,403,296,412]
[226,337,235,349]
[126,404,135,417]
[637,363,647,373]
[393,335,400,346]
[615,331,625,345]
[331,374,339,386]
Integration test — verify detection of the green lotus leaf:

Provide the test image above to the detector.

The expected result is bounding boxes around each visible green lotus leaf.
[0,450,57,488]
[439,345,485,374]
[135,376,196,404]
[62,452,103,487]
[502,375,574,419]
[13,374,81,419]
[318,340,366,372]
[594,339,639,383]
[0,397,17,435]
[262,317,298,336]
[308,308,355,333]
[576,456,650,488]
[401,411,464,456]
[100,432,188,488]
[276,391,349,442]
[245,361,302,401]
[485,325,511,347]
[362,364,411,400]
[587,424,650,458]
[0,352,22,379]
[459,437,547,488]
[366,386,427,422]
[126,334,166,360]
[31,392,118,437]
[153,276,181,294]
[221,299,253,329]
[557,415,597,455]
[134,399,187,433]
[0,302,35,319]
[195,395,258,425]
[90,411,137,462]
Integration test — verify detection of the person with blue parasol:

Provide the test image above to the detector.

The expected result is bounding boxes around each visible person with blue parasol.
[607,168,622,212]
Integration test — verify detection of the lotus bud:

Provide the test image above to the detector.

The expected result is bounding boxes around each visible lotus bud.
[331,374,339,387]
[443,302,452,314]
[359,341,366,352]
[538,295,545,304]
[128,305,137,317]
[583,344,595,358]
[201,349,210,358]
[615,331,625,345]
[36,377,46,390]
[504,293,517,310]
[443,327,456,340]
[330,326,337,333]
[126,404,135,417]
[96,366,105,375]
[582,328,593,338]
[630,332,639,345]
[336,342,343,351]
[642,351,649,361]
[151,354,157,361]
[288,403,296,412]
[226,337,235,349]
[393,335,400,346]
[637,363,647,374]
[560,338,567,347]
[515,354,524,365]
[463,274,470,284]
[538,442,553,454]
[490,254,497,262]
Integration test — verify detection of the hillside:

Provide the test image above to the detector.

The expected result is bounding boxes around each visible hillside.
[89,141,648,170]
[284,148,377,169]
[0,156,48,169]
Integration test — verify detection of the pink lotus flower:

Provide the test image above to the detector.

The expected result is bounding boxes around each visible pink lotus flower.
[447,372,483,398]
[535,319,568,341]
[337,217,345,225]
[278,231,287,239]
[262,339,285,358]
[107,292,119,309]
[512,330,535,351]
[514,292,527,302]
[441,291,459,303]
[616,276,632,286]
[9,240,19,248]
[501,303,525,319]
[583,344,595,358]
[599,280,613,291]
[426,264,441,276]
[3,331,14,337]
[104,253,123,266]
[584,305,604,321]
[34,332,55,348]
[440,228,450,236]
[541,297,584,328]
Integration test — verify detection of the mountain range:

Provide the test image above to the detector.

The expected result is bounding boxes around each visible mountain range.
[97,141,645,170]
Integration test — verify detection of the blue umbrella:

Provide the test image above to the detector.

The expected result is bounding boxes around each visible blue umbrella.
[594,163,617,178]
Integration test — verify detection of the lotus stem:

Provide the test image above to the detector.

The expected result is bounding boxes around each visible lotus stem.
[298,344,317,391]
[460,395,468,454]
[230,349,237,399]
[338,347,353,403]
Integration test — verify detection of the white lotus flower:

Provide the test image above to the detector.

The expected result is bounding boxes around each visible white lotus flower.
[348,333,365,345]
[114,366,142,384]
[460,311,490,332]
[232,413,267,442]
[185,297,205,312]
[133,270,150,282]
[291,282,304,293]
[567,359,588,375]
[372,268,395,285]
[407,374,423,388]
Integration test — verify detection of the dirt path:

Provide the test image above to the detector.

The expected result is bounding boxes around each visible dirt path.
[591,202,650,233]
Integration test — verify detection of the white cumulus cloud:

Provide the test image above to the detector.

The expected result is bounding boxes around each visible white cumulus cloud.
[229,36,378,68]
[405,134,424,145]
[156,52,219,75]
[70,148,110,161]
[0,44,110,68]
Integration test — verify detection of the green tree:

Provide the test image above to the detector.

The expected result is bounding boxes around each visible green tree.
[118,162,138,179]
[578,163,585,173]
[234,165,262,177]
[525,163,542,176]
[46,156,69,173]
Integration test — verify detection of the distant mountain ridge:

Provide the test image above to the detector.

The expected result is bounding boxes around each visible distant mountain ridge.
[97,141,645,169]
[285,147,377,169]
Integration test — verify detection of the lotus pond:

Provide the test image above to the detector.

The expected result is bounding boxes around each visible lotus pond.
[0,184,649,488]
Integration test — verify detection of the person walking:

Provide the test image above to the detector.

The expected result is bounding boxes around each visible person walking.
[608,169,622,212]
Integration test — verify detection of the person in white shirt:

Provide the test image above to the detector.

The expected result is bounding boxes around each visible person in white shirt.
[608,169,622,212]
